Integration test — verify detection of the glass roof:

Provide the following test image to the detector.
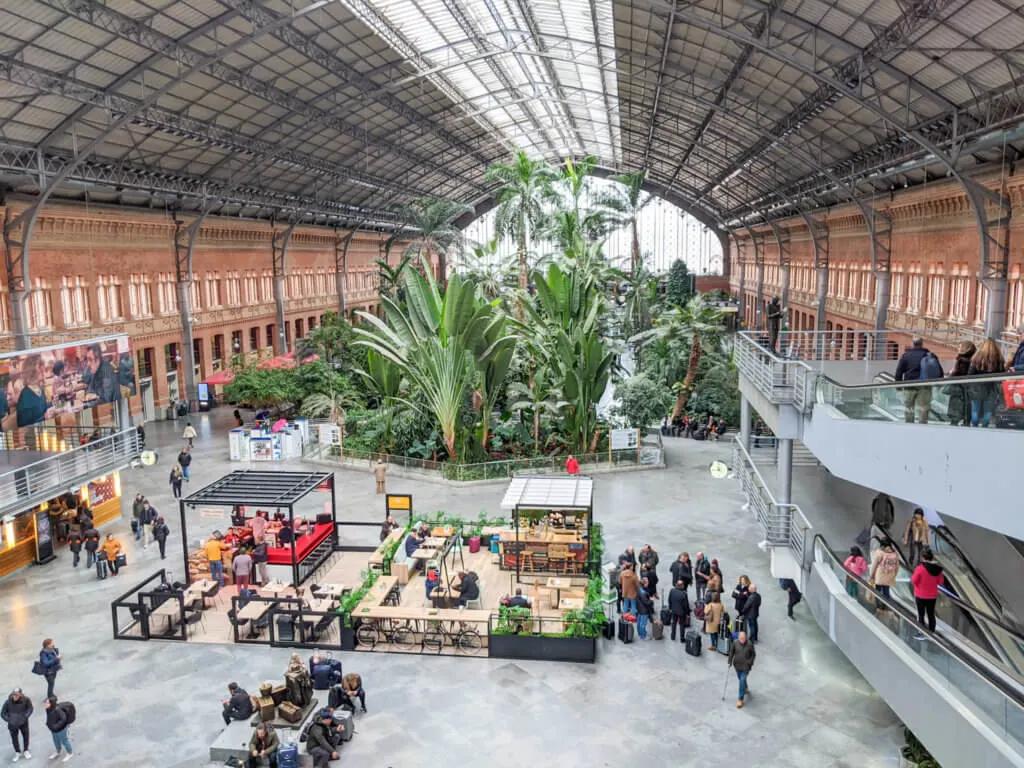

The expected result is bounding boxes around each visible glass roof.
[342,0,621,165]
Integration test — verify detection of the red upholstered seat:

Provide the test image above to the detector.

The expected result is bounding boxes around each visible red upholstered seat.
[266,523,333,565]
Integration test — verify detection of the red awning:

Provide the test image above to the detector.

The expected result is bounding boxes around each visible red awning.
[202,369,235,386]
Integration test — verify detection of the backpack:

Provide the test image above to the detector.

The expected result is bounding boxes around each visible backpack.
[919,352,943,380]
[58,702,76,725]
[880,551,900,575]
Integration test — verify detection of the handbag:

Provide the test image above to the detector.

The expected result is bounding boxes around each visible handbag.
[1002,380,1024,410]
[115,553,127,567]
[31,661,43,675]
[130,520,139,533]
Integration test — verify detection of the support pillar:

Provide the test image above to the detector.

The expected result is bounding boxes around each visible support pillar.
[116,396,131,432]
[272,220,299,354]
[737,242,746,328]
[740,396,751,453]
[3,207,39,350]
[984,279,1009,339]
[173,212,208,410]
[815,268,828,331]
[335,229,352,320]
[776,437,793,506]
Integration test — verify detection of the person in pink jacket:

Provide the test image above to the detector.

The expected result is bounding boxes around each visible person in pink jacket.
[843,546,868,597]
[910,548,945,634]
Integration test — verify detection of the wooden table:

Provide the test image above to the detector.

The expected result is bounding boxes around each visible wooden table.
[308,597,336,614]
[260,581,290,596]
[312,583,346,599]
[238,600,271,621]
[546,577,571,605]
[411,548,440,560]
[421,537,446,548]
[184,579,214,602]
[559,598,584,611]
[150,598,181,634]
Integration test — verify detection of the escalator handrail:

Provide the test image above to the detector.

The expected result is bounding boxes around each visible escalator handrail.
[873,530,1024,639]
[931,524,1009,619]
[814,533,1024,708]
[818,368,1021,393]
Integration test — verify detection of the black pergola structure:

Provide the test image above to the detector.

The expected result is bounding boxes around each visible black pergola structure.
[179,470,336,587]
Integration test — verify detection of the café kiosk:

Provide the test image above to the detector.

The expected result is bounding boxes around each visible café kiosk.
[498,475,594,582]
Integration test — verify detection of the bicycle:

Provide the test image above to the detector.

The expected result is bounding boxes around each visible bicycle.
[422,618,483,654]
[355,618,415,650]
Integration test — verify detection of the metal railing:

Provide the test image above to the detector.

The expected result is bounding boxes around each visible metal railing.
[0,424,118,452]
[732,436,812,567]
[0,428,140,513]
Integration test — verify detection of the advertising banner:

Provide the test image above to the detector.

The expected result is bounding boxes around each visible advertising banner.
[0,335,136,430]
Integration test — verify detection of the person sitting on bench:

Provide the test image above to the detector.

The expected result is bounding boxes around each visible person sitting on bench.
[306,710,340,767]
[221,682,253,726]
[455,570,480,607]
[247,722,279,768]
[508,588,530,608]
[404,528,425,558]
[337,672,366,713]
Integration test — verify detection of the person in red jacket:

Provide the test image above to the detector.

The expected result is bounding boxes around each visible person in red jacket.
[910,548,944,635]
[565,455,579,475]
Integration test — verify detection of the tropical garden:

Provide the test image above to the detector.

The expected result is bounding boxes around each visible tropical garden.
[224,152,740,467]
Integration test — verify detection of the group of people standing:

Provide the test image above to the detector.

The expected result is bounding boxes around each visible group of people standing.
[2,638,75,762]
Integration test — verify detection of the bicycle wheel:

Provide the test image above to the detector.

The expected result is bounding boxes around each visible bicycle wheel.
[422,626,445,654]
[356,622,378,649]
[456,628,482,653]
[393,624,415,649]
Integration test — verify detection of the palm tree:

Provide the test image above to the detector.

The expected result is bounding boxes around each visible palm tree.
[376,254,414,304]
[485,150,557,290]
[354,258,514,460]
[458,240,517,300]
[385,198,472,287]
[595,170,654,271]
[631,294,724,420]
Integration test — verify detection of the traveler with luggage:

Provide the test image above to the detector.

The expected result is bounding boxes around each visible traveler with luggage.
[727,630,756,709]
[742,585,761,642]
[140,501,158,549]
[83,529,100,570]
[247,722,279,768]
[43,696,73,762]
[131,493,145,541]
[306,710,340,767]
[636,584,654,640]
[618,564,640,616]
[693,552,711,603]
[667,580,691,642]
[35,639,61,699]
[100,534,123,576]
[221,682,254,726]
[669,552,692,593]
[2,687,32,762]
[703,591,724,651]
[338,673,366,714]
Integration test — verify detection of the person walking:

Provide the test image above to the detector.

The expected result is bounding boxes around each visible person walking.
[636,584,654,640]
[152,517,170,560]
[101,534,122,576]
[83,529,99,570]
[131,493,145,542]
[911,548,945,637]
[205,534,231,587]
[182,421,197,447]
[2,688,32,762]
[618,563,640,616]
[704,591,724,651]
[904,508,930,566]
[667,580,690,642]
[68,534,82,569]
[869,538,900,602]
[140,501,158,549]
[177,446,193,482]
[669,552,693,593]
[693,552,711,603]
[36,640,61,699]
[43,697,72,762]
[373,459,387,495]
[565,454,579,475]
[728,630,757,709]
[894,336,939,423]
[169,464,184,499]
[743,585,762,642]
[967,338,1006,427]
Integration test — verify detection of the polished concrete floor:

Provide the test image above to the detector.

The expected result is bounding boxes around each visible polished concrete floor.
[0,410,902,767]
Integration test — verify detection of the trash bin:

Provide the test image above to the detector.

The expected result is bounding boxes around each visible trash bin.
[469,536,480,553]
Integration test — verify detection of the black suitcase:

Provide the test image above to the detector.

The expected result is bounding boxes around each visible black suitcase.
[602,620,615,640]
[276,615,295,642]
[660,605,672,625]
[96,559,107,580]
[618,618,634,644]
[685,629,701,657]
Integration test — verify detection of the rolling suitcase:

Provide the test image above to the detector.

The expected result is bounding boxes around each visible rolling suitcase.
[684,628,702,657]
[96,558,107,580]
[651,617,664,640]
[333,709,355,742]
[277,743,299,768]
[617,618,634,644]
[659,602,672,626]
[602,619,615,640]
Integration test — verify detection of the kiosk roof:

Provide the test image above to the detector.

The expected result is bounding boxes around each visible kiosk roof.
[501,476,593,511]
[182,470,332,508]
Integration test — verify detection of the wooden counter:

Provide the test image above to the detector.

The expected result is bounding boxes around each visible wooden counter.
[498,529,588,573]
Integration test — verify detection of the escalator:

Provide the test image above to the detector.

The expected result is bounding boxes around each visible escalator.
[931,524,1021,628]
[810,534,1024,766]
[802,371,1024,539]
[867,530,1024,685]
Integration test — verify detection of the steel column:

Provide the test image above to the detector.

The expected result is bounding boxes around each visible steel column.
[173,212,209,408]
[769,220,791,320]
[336,229,354,319]
[272,220,299,354]
[870,210,893,336]
[776,438,793,506]
[740,396,752,453]
[2,206,36,350]
[737,239,747,327]
[748,228,766,329]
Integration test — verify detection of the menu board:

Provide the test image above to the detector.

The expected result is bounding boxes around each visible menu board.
[34,508,55,564]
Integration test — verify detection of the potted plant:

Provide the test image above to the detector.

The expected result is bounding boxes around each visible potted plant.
[899,728,940,768]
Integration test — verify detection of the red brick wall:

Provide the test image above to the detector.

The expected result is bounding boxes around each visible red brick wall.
[696,275,730,294]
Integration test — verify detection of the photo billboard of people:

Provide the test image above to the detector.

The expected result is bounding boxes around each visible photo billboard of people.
[0,335,136,430]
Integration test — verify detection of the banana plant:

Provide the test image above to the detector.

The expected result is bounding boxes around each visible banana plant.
[507,365,567,453]
[356,349,404,451]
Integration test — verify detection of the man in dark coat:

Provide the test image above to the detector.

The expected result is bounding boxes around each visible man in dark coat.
[2,688,33,760]
[306,711,340,767]
[667,580,691,642]
[765,296,783,351]
[742,584,762,642]
[221,682,253,726]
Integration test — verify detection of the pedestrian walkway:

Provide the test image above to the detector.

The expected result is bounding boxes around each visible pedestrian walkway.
[0,411,902,767]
